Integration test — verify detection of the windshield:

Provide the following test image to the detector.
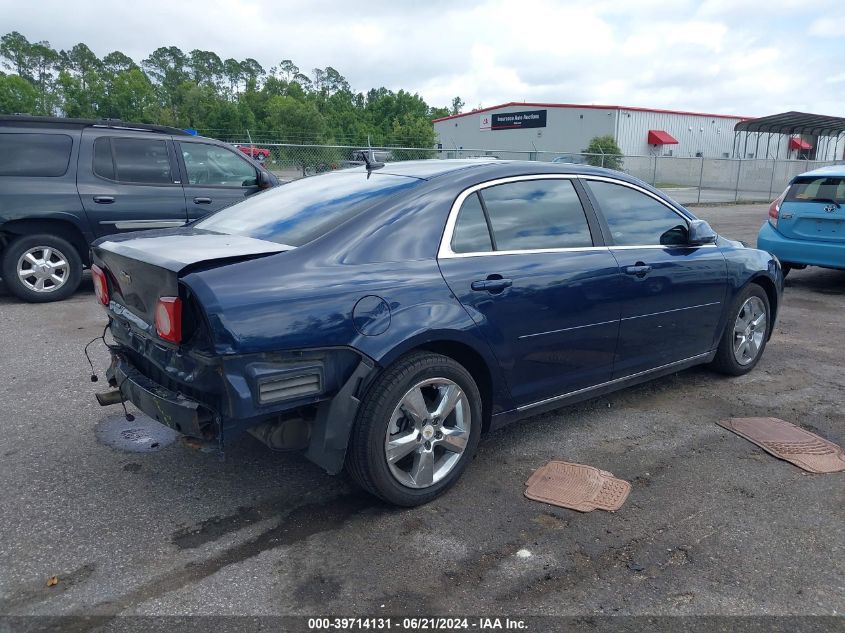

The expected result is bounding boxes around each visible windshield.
[196,171,422,246]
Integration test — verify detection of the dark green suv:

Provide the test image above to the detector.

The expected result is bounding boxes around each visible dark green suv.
[0,115,279,302]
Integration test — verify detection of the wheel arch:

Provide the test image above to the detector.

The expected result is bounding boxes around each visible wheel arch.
[748,274,778,338]
[1,218,91,266]
[363,333,506,436]
[415,340,494,435]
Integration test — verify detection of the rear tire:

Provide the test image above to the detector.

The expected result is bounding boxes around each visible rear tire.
[346,352,482,506]
[709,283,770,376]
[1,234,83,303]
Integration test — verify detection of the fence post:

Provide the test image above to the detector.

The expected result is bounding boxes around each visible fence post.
[734,159,742,202]
[696,156,704,204]
[652,156,658,185]
[768,159,777,200]
[601,154,605,168]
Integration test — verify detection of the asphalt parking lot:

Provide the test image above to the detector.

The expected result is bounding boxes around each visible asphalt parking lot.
[0,203,843,626]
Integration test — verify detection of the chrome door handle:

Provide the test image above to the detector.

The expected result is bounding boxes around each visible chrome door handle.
[471,278,513,292]
[624,264,652,278]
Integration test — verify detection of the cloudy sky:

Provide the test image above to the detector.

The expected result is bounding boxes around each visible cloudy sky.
[2,0,843,117]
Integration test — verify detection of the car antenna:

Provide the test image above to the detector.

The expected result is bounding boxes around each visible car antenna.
[364,149,385,177]
[355,135,384,175]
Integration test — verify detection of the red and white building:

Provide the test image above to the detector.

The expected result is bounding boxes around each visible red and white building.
[432,102,833,160]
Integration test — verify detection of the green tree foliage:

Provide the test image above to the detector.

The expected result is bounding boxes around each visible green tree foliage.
[0,31,35,79]
[100,68,158,122]
[0,31,459,148]
[188,49,223,88]
[58,43,104,118]
[102,51,136,75]
[450,96,464,116]
[585,135,624,170]
[0,73,38,113]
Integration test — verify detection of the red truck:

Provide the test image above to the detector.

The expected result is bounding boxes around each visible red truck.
[234,144,270,161]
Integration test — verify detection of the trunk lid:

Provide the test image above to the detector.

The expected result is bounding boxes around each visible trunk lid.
[777,175,845,243]
[92,228,292,325]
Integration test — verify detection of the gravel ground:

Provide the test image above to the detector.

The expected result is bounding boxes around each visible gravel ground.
[0,203,842,626]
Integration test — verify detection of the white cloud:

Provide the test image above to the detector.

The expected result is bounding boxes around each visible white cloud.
[808,17,840,37]
[0,0,843,117]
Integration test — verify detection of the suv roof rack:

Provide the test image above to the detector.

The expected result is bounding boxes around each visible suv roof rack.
[0,114,191,136]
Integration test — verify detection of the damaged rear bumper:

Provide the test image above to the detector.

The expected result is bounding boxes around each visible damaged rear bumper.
[101,344,377,474]
[106,352,213,439]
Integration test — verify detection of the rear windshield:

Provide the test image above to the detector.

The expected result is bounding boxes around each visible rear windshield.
[786,176,845,204]
[0,133,73,177]
[195,171,421,247]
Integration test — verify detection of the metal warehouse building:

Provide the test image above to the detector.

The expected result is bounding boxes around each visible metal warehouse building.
[433,102,842,161]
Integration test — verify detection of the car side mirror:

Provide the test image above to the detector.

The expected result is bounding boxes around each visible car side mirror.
[257,170,272,190]
[688,219,717,245]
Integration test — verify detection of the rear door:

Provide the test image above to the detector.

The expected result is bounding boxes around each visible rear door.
[438,176,622,408]
[176,140,262,221]
[583,178,727,378]
[77,129,188,238]
[777,175,845,243]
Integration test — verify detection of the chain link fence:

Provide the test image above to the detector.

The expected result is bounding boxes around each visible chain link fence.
[230,141,844,205]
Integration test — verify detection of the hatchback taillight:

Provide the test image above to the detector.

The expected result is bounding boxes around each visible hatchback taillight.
[155,297,183,344]
[768,188,788,228]
[91,264,109,306]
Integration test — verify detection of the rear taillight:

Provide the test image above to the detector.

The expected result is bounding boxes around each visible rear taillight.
[155,297,183,344]
[91,264,109,306]
[768,188,788,228]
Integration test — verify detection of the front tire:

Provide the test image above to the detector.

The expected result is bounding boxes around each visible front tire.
[346,352,482,506]
[1,234,83,303]
[709,283,770,376]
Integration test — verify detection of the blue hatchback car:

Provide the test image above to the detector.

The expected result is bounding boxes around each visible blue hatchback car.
[758,165,845,275]
[90,160,783,505]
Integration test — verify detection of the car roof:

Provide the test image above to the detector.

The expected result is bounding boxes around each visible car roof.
[0,115,189,136]
[796,165,845,179]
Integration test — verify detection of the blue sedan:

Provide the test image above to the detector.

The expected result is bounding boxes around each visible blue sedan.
[758,165,845,275]
[90,160,783,506]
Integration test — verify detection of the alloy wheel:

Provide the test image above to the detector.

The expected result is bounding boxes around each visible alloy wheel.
[16,246,70,293]
[384,378,471,489]
[733,296,767,365]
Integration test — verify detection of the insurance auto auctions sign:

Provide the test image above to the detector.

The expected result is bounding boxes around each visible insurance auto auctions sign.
[491,109,547,130]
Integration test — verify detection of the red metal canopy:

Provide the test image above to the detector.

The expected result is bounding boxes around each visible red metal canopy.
[647,130,679,145]
[788,137,813,151]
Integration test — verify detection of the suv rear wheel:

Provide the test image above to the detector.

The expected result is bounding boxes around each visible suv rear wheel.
[1,234,83,302]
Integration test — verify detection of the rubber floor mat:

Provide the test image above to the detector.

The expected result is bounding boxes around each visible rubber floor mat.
[718,417,845,473]
[524,460,631,512]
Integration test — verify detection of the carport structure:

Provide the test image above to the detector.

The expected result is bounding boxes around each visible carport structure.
[733,111,845,161]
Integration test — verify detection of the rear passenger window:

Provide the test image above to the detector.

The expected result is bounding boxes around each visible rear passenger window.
[480,179,593,250]
[110,138,173,184]
[587,180,688,246]
[0,133,72,177]
[451,192,493,253]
